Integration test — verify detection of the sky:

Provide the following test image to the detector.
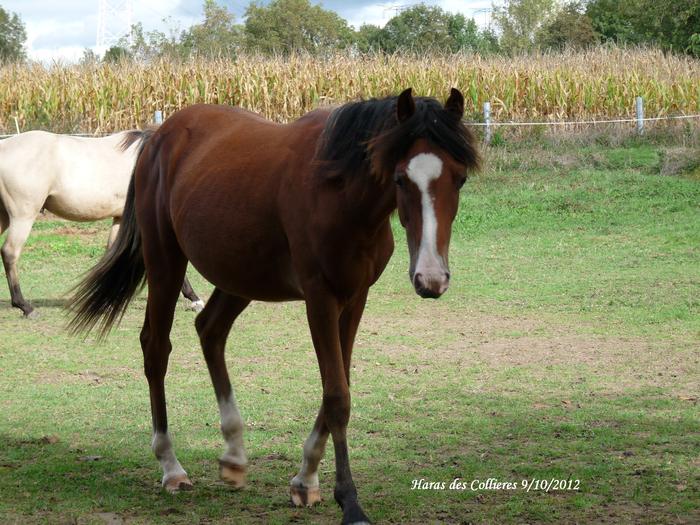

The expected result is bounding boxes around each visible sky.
[1,1,493,63]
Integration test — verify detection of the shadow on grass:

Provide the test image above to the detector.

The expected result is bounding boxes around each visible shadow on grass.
[1,389,698,524]
[0,298,69,310]
[0,433,339,524]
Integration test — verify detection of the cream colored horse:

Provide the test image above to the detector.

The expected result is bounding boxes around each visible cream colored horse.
[0,130,202,317]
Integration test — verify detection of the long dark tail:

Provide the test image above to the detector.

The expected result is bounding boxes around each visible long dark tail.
[68,131,154,338]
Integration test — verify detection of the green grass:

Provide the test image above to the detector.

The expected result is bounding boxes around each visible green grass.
[0,139,698,524]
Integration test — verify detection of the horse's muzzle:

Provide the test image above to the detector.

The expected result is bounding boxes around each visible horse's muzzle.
[413,271,450,299]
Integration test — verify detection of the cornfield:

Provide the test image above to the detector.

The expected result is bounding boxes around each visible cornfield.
[0,47,698,134]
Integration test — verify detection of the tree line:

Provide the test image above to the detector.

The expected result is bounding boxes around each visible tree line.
[1,0,698,63]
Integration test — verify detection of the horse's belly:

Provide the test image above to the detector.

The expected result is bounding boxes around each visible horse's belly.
[44,190,124,221]
[183,230,303,302]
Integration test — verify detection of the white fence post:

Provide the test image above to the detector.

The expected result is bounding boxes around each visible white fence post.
[483,101,492,144]
[635,97,644,135]
[154,110,163,125]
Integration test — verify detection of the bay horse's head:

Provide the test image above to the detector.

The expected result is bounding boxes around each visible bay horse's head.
[371,88,480,298]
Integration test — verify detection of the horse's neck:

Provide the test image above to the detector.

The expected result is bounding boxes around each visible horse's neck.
[341,171,397,232]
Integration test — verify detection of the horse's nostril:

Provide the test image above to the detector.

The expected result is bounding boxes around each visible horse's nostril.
[445,271,451,281]
[414,272,424,286]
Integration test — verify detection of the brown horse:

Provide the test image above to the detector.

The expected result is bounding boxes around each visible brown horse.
[70,88,479,524]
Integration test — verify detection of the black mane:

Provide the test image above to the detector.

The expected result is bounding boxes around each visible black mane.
[314,94,480,180]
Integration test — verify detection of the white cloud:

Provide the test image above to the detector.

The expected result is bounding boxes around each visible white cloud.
[345,3,397,29]
[30,46,90,64]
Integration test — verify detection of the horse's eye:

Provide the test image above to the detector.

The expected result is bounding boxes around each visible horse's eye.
[457,176,467,189]
[394,172,406,188]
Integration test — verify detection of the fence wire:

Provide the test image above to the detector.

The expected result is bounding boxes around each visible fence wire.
[1,112,699,139]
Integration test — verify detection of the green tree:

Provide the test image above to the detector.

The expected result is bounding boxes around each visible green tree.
[448,13,499,53]
[118,23,167,61]
[117,19,184,61]
[0,6,26,62]
[244,0,353,54]
[536,1,597,51]
[688,34,700,57]
[380,4,454,52]
[492,0,557,54]
[586,0,699,56]
[632,0,700,56]
[370,4,493,54]
[355,23,383,53]
[180,0,242,58]
[477,27,501,54]
[80,48,100,65]
[585,0,640,44]
[102,45,131,63]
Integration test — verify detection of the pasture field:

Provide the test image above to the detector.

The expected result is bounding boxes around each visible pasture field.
[0,48,698,133]
[0,136,698,524]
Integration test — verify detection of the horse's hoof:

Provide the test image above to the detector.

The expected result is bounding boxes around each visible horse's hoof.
[219,461,246,489]
[342,505,372,525]
[187,299,205,313]
[290,484,321,507]
[24,309,38,319]
[163,474,193,494]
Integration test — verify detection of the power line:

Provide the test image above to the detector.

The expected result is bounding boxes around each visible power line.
[2,112,698,139]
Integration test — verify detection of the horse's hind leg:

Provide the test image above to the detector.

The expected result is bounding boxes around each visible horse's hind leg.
[181,274,204,312]
[106,217,121,249]
[107,218,201,316]
[140,244,192,493]
[1,218,36,317]
[194,288,250,488]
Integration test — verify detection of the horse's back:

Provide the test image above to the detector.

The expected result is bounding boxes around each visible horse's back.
[151,104,325,213]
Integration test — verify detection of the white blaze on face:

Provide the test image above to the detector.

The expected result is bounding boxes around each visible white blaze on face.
[406,153,445,279]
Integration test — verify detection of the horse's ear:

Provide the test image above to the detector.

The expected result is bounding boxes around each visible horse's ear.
[397,88,415,123]
[445,88,465,119]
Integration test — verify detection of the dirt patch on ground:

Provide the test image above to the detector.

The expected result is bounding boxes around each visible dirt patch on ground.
[34,212,109,240]
[360,302,699,396]
[51,225,106,240]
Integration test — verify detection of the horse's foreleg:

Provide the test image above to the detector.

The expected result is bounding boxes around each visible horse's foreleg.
[194,288,250,488]
[106,217,121,249]
[291,289,368,509]
[301,287,371,525]
[1,219,35,317]
[181,274,204,312]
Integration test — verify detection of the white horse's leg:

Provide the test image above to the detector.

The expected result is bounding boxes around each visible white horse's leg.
[1,218,36,317]
[182,275,204,312]
[106,217,121,249]
[291,422,328,506]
